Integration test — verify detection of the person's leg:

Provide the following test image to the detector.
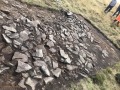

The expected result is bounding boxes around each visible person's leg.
[107,6,114,13]
[104,5,111,13]
[112,10,118,16]
[117,21,120,27]
[116,11,120,17]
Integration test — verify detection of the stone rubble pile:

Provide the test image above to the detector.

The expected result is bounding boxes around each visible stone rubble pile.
[0,9,109,90]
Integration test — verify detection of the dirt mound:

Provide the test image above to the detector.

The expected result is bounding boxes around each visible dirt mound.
[0,0,119,90]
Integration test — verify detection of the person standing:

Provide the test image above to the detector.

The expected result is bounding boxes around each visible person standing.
[104,0,117,13]
[112,14,120,26]
[112,5,120,16]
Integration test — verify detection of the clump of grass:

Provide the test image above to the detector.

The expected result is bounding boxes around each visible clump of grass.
[69,62,120,90]
[115,73,120,84]
[90,73,105,85]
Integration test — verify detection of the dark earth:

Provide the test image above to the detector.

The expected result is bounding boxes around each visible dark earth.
[0,0,120,90]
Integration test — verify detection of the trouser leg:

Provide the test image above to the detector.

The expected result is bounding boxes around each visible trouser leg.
[104,5,111,13]
[107,5,113,12]
[112,10,118,16]
[116,11,120,17]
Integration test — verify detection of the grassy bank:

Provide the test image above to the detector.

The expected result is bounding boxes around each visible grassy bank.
[21,0,120,48]
[69,63,120,90]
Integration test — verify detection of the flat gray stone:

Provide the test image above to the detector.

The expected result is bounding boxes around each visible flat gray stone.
[46,41,54,47]
[16,61,32,73]
[2,26,17,32]
[26,77,38,90]
[102,50,109,57]
[49,35,56,43]
[41,33,46,41]
[0,67,10,74]
[18,78,27,89]
[52,61,58,69]
[44,77,54,84]
[34,60,47,67]
[20,30,29,41]
[8,33,19,39]
[2,46,13,54]
[35,49,43,58]
[66,65,78,71]
[2,34,12,44]
[49,48,56,53]
[13,52,28,62]
[52,68,61,77]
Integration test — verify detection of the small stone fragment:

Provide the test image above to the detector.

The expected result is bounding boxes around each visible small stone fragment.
[49,35,56,43]
[2,46,13,54]
[46,41,54,47]
[34,60,47,67]
[49,48,56,53]
[44,77,54,84]
[0,67,10,74]
[2,34,12,44]
[41,65,50,76]
[35,49,43,58]
[2,26,17,32]
[20,30,29,41]
[26,77,38,90]
[16,61,32,73]
[52,61,58,69]
[66,65,78,71]
[52,68,61,77]
[12,52,28,62]
[18,78,27,89]
[41,33,46,41]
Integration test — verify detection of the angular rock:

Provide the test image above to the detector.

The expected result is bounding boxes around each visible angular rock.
[27,20,40,28]
[8,33,19,39]
[2,26,17,32]
[35,49,43,58]
[49,48,56,53]
[2,34,12,44]
[22,73,29,78]
[52,61,58,69]
[52,68,61,77]
[2,46,13,54]
[0,67,10,74]
[41,33,46,41]
[16,61,32,73]
[41,65,50,76]
[66,65,78,71]
[59,49,71,64]
[34,60,47,67]
[26,77,38,90]
[13,52,28,62]
[21,46,28,51]
[44,77,54,84]
[20,30,29,41]
[49,35,56,43]
[102,50,109,57]
[60,49,68,59]
[79,55,86,63]
[66,11,73,16]
[13,39,22,47]
[46,41,54,47]
[33,75,42,79]
[18,78,27,89]
[87,63,93,69]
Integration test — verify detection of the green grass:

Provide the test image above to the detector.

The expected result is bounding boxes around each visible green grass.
[69,63,120,90]
[21,0,120,48]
